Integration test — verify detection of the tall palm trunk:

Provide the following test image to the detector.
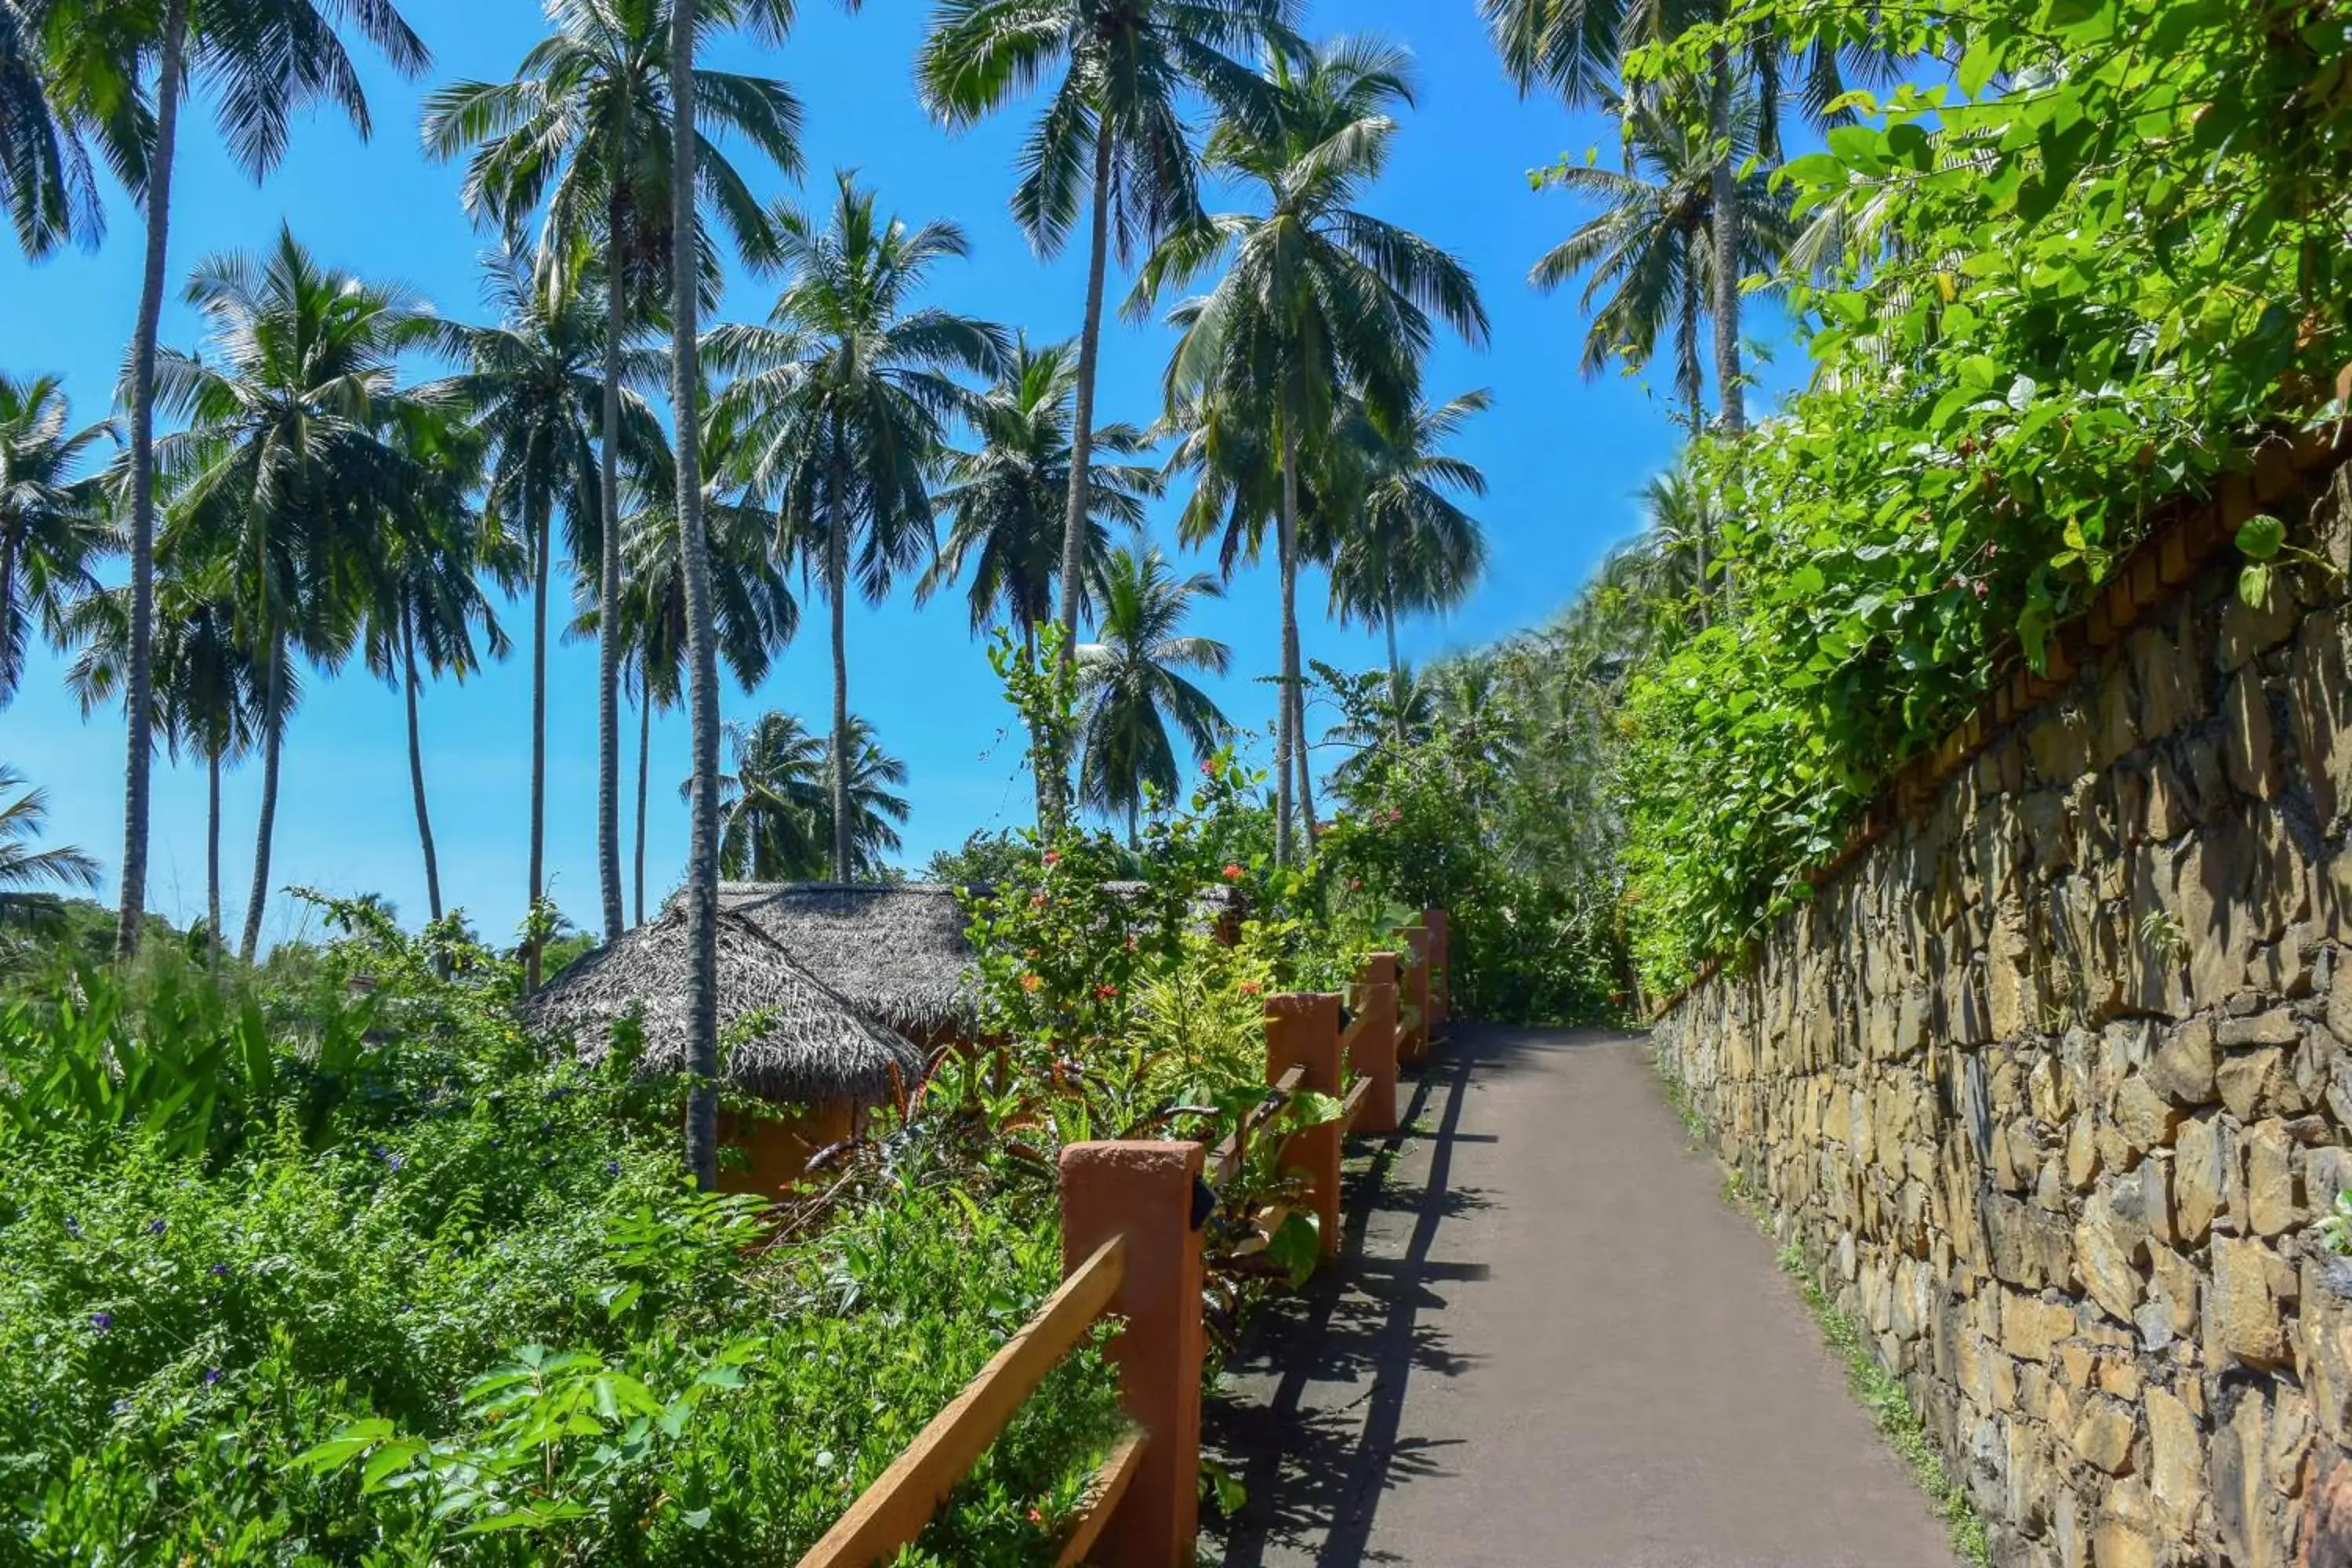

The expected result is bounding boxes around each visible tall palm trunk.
[1291,671,1317,844]
[1707,52,1745,437]
[115,0,189,959]
[401,611,444,924]
[1023,616,1052,831]
[826,447,852,883]
[1047,122,1115,833]
[205,745,221,964]
[1273,423,1301,866]
[633,684,651,927]
[670,0,721,1192]
[239,643,285,963]
[595,174,629,945]
[1384,591,1406,745]
[525,501,550,991]
[1688,386,1711,630]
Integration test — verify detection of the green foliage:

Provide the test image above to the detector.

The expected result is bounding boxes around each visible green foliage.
[1609,0,2352,990]
[0,891,1122,1564]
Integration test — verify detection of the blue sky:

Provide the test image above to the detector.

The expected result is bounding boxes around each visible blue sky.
[3,0,1798,950]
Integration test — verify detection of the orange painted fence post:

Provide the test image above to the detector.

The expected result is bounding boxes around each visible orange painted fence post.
[1399,924,1432,1064]
[1058,1142,1206,1568]
[1348,953,1399,1136]
[1422,909,1450,1041]
[1265,993,1343,1260]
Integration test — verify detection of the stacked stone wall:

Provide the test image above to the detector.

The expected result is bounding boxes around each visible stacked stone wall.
[1655,462,2352,1567]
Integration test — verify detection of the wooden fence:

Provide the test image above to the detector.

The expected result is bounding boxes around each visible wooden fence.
[796,909,1452,1568]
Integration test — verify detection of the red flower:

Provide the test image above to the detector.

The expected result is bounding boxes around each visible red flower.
[1221,862,1245,883]
[1027,1508,1046,1528]
[1021,973,1044,993]
[1348,877,1363,891]
[1029,891,1051,909]
[1096,983,1119,1000]
[1239,981,1262,997]
[1042,849,1061,866]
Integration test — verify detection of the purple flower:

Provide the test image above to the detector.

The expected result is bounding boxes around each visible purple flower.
[202,1368,223,1387]
[89,1312,112,1333]
[209,1262,229,1278]
[63,1217,82,1240]
[604,1160,621,1177]
[145,1219,166,1236]
[384,1152,405,1172]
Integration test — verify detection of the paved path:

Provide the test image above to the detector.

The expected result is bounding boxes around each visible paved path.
[1200,1025,1962,1568]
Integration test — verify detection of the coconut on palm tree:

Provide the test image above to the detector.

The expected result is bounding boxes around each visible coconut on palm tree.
[1135,34,1487,864]
[0,372,112,706]
[152,227,443,961]
[916,0,1290,675]
[424,0,801,944]
[113,0,426,960]
[1076,543,1229,845]
[709,171,1004,883]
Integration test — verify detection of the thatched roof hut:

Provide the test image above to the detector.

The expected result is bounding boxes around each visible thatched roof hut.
[718,883,979,1041]
[528,905,927,1105]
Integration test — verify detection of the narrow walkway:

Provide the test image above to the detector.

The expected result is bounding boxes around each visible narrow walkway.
[1200,1025,1960,1568]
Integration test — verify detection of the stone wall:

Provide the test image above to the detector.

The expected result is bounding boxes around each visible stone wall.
[1654,460,2352,1567]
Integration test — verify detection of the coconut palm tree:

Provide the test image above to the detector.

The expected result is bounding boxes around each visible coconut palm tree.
[424,0,801,944]
[711,709,827,880]
[153,227,442,962]
[353,419,509,927]
[811,714,909,878]
[113,0,427,960]
[427,248,660,982]
[0,764,97,933]
[1135,34,1487,863]
[0,0,140,257]
[916,0,1290,670]
[919,335,1160,648]
[1076,542,1229,844]
[1531,91,1790,424]
[597,401,798,925]
[0,372,111,706]
[709,172,1004,883]
[64,546,256,959]
[1322,388,1491,736]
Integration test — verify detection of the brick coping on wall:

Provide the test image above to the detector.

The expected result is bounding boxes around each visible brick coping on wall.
[1647,423,2352,1024]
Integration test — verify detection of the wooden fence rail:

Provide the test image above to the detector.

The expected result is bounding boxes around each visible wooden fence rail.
[796,909,1450,1568]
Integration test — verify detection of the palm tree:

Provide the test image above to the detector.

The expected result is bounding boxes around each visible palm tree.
[153,227,441,962]
[0,372,111,706]
[427,249,659,982]
[1531,92,1790,425]
[813,714,910,878]
[0,0,136,257]
[1322,388,1491,736]
[64,547,256,958]
[353,420,508,927]
[711,709,827,879]
[114,0,427,960]
[916,0,1290,677]
[918,333,1159,827]
[1533,95,1789,615]
[0,764,98,933]
[1076,543,1229,844]
[920,335,1160,648]
[597,401,798,925]
[709,172,1005,883]
[1136,35,1487,863]
[423,0,801,944]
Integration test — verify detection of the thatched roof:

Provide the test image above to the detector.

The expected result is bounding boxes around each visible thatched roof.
[528,905,927,1105]
[717,883,978,1038]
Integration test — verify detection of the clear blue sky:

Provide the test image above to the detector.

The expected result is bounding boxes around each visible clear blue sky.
[3,0,1798,950]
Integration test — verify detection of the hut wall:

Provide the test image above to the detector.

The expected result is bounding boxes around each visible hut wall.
[717,1102,858,1196]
